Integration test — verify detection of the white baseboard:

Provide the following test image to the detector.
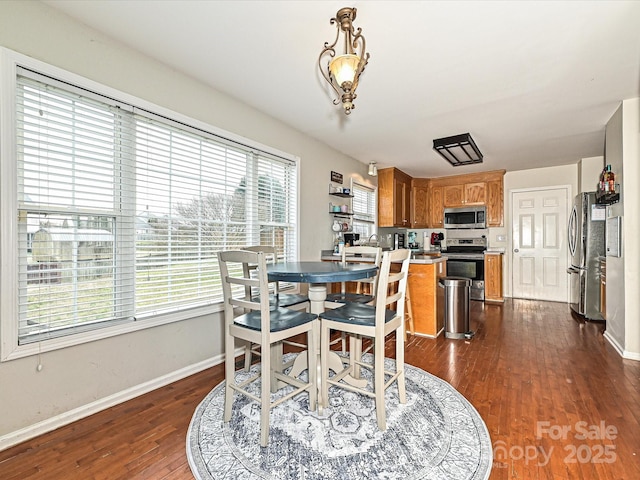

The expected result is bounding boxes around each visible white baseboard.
[604,331,625,357]
[603,331,640,362]
[0,353,225,452]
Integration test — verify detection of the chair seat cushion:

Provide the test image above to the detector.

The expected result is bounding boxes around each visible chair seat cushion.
[325,292,374,304]
[275,293,309,308]
[319,303,396,327]
[251,293,309,309]
[235,307,317,332]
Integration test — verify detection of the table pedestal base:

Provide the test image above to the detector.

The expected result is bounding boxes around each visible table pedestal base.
[290,281,368,413]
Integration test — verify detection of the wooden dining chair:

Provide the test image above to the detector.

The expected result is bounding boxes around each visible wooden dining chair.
[319,248,411,431]
[218,250,318,447]
[324,245,382,353]
[242,245,310,311]
[324,245,382,308]
[241,245,310,372]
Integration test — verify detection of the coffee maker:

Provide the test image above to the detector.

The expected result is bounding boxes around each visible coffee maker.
[430,232,444,249]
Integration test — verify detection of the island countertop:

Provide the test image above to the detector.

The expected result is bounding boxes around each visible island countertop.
[320,252,446,265]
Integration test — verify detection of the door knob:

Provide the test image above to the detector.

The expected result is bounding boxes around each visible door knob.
[514,248,519,253]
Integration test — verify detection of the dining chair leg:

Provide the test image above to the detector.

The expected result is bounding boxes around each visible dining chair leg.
[349,334,363,379]
[374,335,386,430]
[260,340,272,447]
[397,324,407,404]
[404,283,415,341]
[224,328,235,423]
[308,320,319,412]
[270,343,282,393]
[320,321,330,411]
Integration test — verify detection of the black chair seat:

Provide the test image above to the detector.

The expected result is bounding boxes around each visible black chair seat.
[235,307,317,332]
[251,293,309,310]
[325,292,373,304]
[319,302,396,327]
[274,293,309,308]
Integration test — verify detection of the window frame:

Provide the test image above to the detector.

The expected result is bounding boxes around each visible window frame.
[350,178,377,240]
[0,47,300,361]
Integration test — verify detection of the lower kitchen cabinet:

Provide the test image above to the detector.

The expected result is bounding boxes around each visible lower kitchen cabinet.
[408,260,447,337]
[484,253,503,303]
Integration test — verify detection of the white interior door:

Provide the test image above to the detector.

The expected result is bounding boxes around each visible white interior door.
[511,187,569,301]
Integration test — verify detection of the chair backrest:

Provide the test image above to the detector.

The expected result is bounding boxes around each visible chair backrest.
[218,250,271,330]
[242,245,281,295]
[374,249,411,326]
[339,245,383,294]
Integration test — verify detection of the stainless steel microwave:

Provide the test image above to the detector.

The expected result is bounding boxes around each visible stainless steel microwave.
[444,206,486,229]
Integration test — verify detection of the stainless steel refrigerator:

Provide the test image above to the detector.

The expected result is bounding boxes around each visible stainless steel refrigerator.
[567,192,605,320]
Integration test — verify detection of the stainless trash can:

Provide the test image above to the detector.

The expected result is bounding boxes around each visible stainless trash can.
[439,276,473,339]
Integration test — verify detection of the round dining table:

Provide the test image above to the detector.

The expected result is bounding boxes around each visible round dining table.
[267,260,377,409]
[267,260,378,314]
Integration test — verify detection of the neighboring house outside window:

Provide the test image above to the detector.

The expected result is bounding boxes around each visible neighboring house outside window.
[0,48,298,360]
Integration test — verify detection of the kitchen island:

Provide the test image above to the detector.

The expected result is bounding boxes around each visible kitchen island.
[320,251,447,337]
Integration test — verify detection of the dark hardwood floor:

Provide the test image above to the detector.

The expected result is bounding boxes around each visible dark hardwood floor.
[1,299,639,479]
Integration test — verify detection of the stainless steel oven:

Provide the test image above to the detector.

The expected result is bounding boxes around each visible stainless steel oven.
[441,237,487,301]
[444,254,485,300]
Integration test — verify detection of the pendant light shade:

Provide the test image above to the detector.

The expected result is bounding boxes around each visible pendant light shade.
[319,7,370,115]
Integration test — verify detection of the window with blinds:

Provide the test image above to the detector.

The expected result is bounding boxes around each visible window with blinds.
[13,66,298,345]
[351,180,377,239]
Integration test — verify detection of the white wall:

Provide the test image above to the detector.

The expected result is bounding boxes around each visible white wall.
[0,0,369,446]
[579,156,604,193]
[621,98,640,359]
[603,105,625,350]
[502,165,578,298]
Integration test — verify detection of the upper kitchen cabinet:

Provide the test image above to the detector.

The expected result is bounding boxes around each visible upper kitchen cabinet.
[442,182,486,207]
[431,170,505,227]
[429,182,444,228]
[411,178,430,228]
[378,167,412,227]
[486,178,504,227]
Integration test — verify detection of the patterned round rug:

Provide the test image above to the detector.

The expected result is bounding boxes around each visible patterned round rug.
[187,354,492,480]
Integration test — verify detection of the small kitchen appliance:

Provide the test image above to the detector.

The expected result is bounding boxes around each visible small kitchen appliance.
[444,206,486,229]
[430,232,444,247]
[343,233,360,246]
[393,233,405,250]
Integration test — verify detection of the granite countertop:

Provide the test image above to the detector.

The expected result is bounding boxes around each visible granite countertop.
[320,252,446,265]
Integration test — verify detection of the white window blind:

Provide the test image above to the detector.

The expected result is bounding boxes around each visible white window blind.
[351,180,376,239]
[14,66,297,345]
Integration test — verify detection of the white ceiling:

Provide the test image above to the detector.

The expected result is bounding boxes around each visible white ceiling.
[44,0,640,178]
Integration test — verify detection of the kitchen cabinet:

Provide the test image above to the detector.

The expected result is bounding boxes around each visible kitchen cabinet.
[409,259,447,337]
[429,183,444,228]
[443,182,486,207]
[378,167,412,227]
[484,253,503,303]
[411,178,430,228]
[430,170,505,227]
[486,179,504,227]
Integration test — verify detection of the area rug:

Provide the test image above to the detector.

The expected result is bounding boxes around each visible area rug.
[187,354,492,480]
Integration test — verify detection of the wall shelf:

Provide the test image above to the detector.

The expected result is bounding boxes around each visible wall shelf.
[595,190,619,205]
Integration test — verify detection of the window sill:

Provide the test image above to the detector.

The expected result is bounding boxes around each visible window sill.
[1,302,224,362]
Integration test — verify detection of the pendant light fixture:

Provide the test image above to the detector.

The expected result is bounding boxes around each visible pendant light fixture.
[368,162,377,176]
[318,7,369,115]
